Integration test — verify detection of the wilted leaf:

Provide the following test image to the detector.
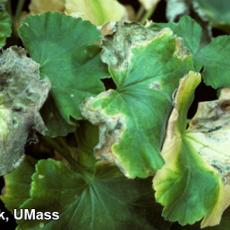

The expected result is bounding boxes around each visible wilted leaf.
[19,12,107,123]
[65,0,127,26]
[81,23,193,178]
[153,71,230,227]
[0,47,50,176]
[29,0,65,14]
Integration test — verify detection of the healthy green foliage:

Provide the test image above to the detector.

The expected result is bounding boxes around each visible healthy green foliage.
[2,154,155,229]
[20,160,154,230]
[196,36,230,88]
[19,12,107,123]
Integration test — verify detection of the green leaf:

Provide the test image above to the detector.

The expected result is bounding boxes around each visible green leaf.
[1,157,36,210]
[196,36,230,88]
[153,71,230,227]
[0,1,12,48]
[151,16,230,89]
[65,0,127,26]
[81,23,193,178]
[75,121,99,172]
[13,159,154,230]
[18,12,107,123]
[0,47,50,176]
[193,0,230,33]
[40,95,75,137]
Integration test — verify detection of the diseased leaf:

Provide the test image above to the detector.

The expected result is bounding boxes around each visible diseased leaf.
[65,0,127,26]
[153,71,230,227]
[19,12,107,123]
[0,47,50,176]
[29,0,65,14]
[81,23,193,178]
[196,36,230,89]
[0,1,12,48]
[193,0,230,33]
[6,158,154,230]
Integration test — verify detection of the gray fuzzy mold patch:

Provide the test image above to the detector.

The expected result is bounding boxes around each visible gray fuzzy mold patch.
[0,47,50,176]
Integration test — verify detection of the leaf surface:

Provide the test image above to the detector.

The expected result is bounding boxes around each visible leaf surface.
[151,16,230,89]
[153,71,230,227]
[0,47,50,176]
[40,95,75,137]
[19,12,107,123]
[3,158,154,230]
[1,157,36,210]
[196,36,230,88]
[81,23,193,178]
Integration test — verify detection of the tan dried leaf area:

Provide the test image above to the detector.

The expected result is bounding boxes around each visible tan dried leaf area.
[188,88,230,186]
[187,88,230,227]
[29,0,127,26]
[157,72,230,227]
[29,0,65,14]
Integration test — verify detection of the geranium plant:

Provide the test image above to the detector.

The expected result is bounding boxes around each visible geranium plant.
[0,0,230,229]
